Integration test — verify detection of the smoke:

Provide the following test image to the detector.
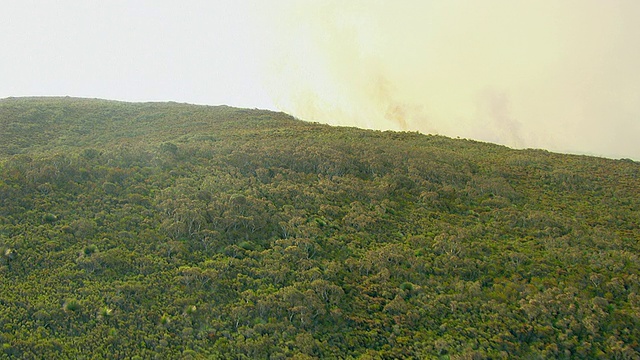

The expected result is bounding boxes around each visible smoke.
[260,0,640,160]
[474,90,523,148]
[2,1,638,159]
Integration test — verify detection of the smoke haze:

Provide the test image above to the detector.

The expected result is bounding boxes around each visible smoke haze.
[1,1,639,159]
[262,0,640,159]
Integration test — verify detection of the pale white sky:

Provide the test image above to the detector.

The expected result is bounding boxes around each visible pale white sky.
[2,0,639,160]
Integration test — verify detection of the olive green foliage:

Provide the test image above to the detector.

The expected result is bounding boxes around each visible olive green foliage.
[0,97,639,359]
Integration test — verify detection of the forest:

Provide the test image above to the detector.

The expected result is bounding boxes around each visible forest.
[0,97,639,359]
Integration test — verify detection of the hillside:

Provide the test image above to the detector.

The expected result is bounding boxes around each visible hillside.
[0,97,639,359]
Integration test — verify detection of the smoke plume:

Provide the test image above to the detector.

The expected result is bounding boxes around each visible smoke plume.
[261,0,640,160]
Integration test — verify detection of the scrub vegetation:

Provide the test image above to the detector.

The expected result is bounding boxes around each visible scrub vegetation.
[0,97,639,359]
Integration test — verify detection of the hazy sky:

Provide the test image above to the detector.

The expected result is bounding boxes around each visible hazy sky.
[2,1,639,160]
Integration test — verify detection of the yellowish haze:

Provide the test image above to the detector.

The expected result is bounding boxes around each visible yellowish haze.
[2,1,638,159]
[260,0,640,159]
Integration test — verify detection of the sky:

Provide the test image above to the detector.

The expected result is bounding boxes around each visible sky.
[1,0,639,160]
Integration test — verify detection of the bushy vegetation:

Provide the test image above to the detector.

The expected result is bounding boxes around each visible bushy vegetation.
[0,97,639,359]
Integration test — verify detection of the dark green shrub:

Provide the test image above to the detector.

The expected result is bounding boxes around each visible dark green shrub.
[42,213,58,223]
[63,300,81,312]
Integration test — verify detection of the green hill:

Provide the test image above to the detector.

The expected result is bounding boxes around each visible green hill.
[0,97,639,359]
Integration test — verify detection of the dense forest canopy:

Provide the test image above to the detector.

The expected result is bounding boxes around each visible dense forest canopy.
[0,97,639,359]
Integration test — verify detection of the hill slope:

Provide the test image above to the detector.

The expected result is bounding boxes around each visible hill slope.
[0,97,639,359]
